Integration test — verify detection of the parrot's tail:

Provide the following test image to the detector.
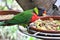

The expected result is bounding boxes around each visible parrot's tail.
[0,21,6,26]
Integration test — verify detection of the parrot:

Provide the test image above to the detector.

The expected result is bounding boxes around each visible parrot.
[0,7,46,27]
[0,9,39,26]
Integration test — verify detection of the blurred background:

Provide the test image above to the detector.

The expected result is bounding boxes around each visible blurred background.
[0,0,23,12]
[0,0,60,40]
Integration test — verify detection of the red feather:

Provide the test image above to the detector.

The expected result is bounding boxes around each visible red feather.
[30,13,39,22]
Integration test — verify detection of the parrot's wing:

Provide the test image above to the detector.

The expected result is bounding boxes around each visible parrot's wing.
[6,10,33,25]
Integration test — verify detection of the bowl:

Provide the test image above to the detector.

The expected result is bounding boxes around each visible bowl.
[29,16,60,33]
[0,10,19,15]
[0,10,20,20]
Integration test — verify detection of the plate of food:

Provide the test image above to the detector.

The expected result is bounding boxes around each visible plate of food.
[28,16,60,33]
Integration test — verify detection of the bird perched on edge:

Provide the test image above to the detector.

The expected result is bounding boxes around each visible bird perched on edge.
[0,7,46,27]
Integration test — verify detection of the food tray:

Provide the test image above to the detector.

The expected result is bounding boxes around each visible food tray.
[18,26,60,40]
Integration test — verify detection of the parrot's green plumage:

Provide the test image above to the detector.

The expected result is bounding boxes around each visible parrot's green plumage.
[34,7,39,15]
[0,9,39,27]
[0,10,33,26]
[5,10,33,25]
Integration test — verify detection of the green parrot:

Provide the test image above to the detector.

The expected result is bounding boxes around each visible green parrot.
[0,7,46,27]
[0,9,39,27]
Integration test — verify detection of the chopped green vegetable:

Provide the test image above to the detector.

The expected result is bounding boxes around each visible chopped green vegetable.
[0,25,18,40]
[57,26,60,30]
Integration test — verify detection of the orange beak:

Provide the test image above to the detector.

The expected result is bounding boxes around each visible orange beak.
[43,11,46,16]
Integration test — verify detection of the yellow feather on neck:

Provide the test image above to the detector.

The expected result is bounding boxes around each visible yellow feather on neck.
[34,7,38,15]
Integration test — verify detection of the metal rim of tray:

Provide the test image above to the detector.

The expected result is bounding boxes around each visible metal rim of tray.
[18,26,60,40]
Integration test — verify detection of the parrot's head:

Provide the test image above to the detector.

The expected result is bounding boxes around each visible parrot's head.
[33,7,46,16]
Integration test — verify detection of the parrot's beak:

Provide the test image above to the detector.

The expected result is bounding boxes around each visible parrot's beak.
[43,11,47,16]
